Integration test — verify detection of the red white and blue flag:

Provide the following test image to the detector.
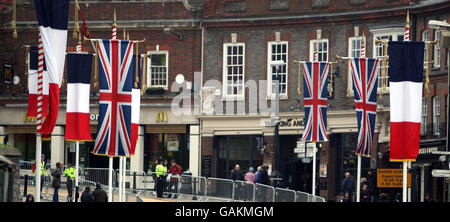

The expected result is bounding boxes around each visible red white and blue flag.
[27,46,49,120]
[349,58,380,157]
[302,62,329,142]
[65,53,92,141]
[389,41,425,162]
[130,55,141,156]
[34,0,69,137]
[93,39,134,157]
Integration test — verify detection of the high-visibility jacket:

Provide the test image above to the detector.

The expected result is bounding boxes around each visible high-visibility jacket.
[33,161,46,176]
[155,164,167,178]
[63,167,76,179]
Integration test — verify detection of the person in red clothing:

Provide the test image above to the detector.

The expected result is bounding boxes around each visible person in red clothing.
[167,159,182,198]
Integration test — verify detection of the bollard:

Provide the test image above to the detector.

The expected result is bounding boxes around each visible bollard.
[133,172,137,194]
[75,186,79,202]
[23,175,28,197]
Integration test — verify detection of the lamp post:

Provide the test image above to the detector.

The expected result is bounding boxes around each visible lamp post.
[271,61,284,185]
[428,20,450,202]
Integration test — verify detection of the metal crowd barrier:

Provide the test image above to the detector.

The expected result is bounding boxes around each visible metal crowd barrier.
[206,177,234,200]
[18,165,327,202]
[254,183,275,202]
[275,187,296,202]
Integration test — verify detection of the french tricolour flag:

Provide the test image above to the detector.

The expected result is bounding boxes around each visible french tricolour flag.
[388,41,425,162]
[34,0,69,136]
[27,46,49,120]
[65,53,92,141]
[130,55,142,155]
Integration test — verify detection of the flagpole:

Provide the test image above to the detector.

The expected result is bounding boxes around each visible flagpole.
[35,134,42,202]
[356,155,361,202]
[408,161,411,202]
[75,141,79,196]
[122,157,126,201]
[312,144,317,196]
[119,156,123,202]
[403,161,407,202]
[108,157,113,202]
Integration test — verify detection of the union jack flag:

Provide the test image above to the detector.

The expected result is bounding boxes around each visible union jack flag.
[302,62,329,142]
[93,39,134,157]
[349,58,380,156]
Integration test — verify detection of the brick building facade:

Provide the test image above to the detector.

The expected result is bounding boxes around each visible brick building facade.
[0,0,449,201]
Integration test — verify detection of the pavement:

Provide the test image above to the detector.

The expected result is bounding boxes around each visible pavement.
[21,185,175,202]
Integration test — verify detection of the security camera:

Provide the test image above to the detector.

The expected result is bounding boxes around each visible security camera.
[163,27,183,41]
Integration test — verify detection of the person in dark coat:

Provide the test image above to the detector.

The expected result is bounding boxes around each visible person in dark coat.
[51,162,63,202]
[259,165,270,185]
[92,183,108,202]
[342,172,355,199]
[230,164,244,181]
[366,170,377,202]
[360,184,370,202]
[340,192,352,202]
[81,186,95,202]
[255,165,270,202]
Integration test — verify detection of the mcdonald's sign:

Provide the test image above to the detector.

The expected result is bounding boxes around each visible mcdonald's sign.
[157,112,168,123]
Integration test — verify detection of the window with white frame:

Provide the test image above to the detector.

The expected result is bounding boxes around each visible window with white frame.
[422,30,429,69]
[309,39,328,62]
[434,30,441,68]
[421,97,427,135]
[147,51,169,89]
[433,96,440,136]
[223,43,245,99]
[372,28,404,91]
[267,41,288,98]
[347,37,363,95]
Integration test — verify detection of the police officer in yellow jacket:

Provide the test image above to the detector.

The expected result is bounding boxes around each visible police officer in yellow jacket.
[63,164,76,202]
[155,159,168,198]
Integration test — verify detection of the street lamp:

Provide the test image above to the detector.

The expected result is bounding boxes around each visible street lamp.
[428,19,450,202]
[270,61,284,186]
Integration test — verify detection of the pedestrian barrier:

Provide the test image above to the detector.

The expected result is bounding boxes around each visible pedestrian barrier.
[18,166,327,202]
[275,187,296,202]
[232,180,255,201]
[295,191,311,202]
[254,183,275,202]
[206,177,234,200]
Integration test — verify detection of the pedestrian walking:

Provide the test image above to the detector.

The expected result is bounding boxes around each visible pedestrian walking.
[256,165,270,202]
[230,164,244,199]
[51,162,63,202]
[63,163,76,202]
[366,170,377,202]
[244,167,256,201]
[340,192,352,202]
[80,186,95,202]
[360,184,370,202]
[155,158,168,198]
[342,172,355,200]
[167,159,182,198]
[230,164,244,181]
[25,194,34,202]
[151,159,159,193]
[92,183,108,202]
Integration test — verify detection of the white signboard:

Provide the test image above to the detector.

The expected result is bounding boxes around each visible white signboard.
[306,143,316,158]
[432,170,450,178]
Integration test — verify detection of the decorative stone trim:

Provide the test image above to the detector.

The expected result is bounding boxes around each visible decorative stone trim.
[269,0,289,10]
[224,1,246,12]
